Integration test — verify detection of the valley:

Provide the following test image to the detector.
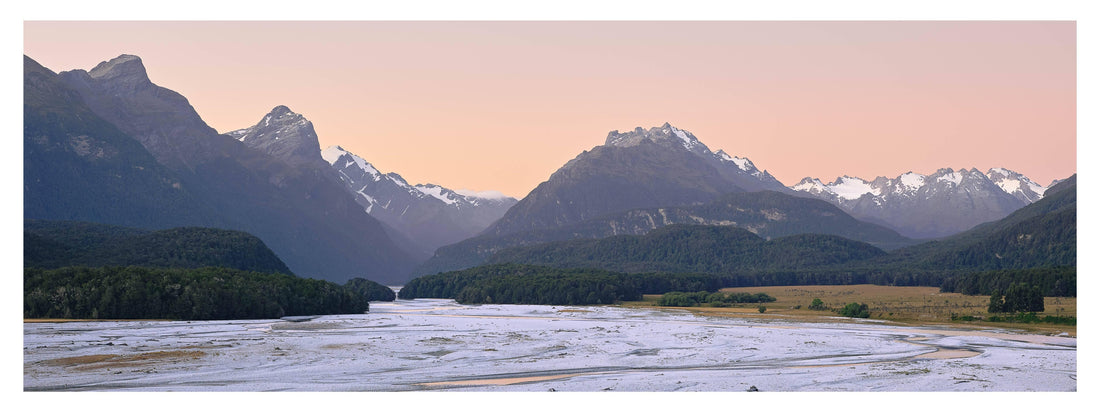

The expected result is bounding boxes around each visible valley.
[23,297,1076,391]
[22,29,1076,395]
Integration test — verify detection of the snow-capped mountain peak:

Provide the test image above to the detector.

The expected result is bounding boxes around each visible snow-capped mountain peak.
[788,167,1051,238]
[414,184,460,205]
[322,145,381,182]
[713,149,770,180]
[791,177,829,194]
[898,172,926,192]
[230,105,323,167]
[668,124,702,152]
[935,168,964,185]
[985,167,1047,203]
[827,176,878,200]
[605,122,709,154]
[321,145,518,253]
[602,123,787,193]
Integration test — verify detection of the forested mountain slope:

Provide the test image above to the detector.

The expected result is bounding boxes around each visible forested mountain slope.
[25,219,293,275]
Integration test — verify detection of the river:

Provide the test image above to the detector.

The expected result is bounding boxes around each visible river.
[23,298,1076,391]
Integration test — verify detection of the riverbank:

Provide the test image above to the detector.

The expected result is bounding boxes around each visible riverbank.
[24,298,1076,391]
[621,284,1076,337]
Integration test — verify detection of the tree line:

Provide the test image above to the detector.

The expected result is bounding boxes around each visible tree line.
[398,264,954,305]
[939,266,1075,297]
[487,225,888,275]
[399,264,734,305]
[23,266,393,320]
[344,277,397,301]
[657,291,776,307]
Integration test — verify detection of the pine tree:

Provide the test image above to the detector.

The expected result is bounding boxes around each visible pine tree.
[988,290,1004,313]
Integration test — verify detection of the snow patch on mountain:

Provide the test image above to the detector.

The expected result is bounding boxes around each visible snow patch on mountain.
[936,171,963,185]
[320,145,347,165]
[985,167,1048,203]
[998,179,1021,194]
[669,126,699,151]
[322,145,381,181]
[414,185,459,205]
[455,189,511,200]
[227,129,249,141]
[830,176,879,200]
[899,172,925,191]
[356,190,376,213]
[791,177,829,194]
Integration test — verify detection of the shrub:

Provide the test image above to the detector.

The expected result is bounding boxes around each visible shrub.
[839,302,870,318]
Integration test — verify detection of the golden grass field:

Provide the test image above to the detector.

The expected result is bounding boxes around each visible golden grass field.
[622,284,1076,337]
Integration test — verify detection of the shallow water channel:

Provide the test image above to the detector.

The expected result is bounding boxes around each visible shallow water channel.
[23,298,1076,391]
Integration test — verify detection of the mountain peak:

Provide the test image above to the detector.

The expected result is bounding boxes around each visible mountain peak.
[260,105,305,125]
[987,167,1021,178]
[985,167,1047,203]
[604,123,705,152]
[233,106,321,166]
[88,54,150,87]
[267,105,295,117]
[791,177,829,194]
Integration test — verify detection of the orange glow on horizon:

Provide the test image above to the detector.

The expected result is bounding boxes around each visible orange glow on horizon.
[23,21,1076,198]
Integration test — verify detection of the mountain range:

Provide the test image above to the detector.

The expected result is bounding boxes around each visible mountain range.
[318,145,516,256]
[452,176,1074,287]
[414,122,1061,276]
[24,54,519,285]
[414,189,917,276]
[790,167,1054,239]
[226,105,517,258]
[873,174,1076,273]
[24,53,1071,287]
[25,54,415,284]
[483,123,789,237]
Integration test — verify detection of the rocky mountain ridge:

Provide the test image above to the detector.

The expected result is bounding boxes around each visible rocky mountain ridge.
[320,145,517,254]
[790,167,1049,239]
[29,54,417,284]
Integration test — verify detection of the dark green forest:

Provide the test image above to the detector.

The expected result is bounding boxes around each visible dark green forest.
[487,225,887,274]
[399,264,737,305]
[657,291,776,307]
[25,220,292,275]
[940,266,1075,297]
[397,263,956,305]
[23,220,397,320]
[344,277,397,301]
[987,282,1045,313]
[24,266,370,320]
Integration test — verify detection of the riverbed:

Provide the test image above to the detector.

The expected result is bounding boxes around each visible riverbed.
[22,298,1076,391]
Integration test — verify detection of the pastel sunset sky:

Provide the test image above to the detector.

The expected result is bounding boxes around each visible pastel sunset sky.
[23,20,1076,198]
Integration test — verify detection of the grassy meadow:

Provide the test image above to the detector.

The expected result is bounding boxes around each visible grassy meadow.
[623,284,1075,336]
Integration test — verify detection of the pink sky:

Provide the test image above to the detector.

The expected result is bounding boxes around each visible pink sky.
[23,21,1076,198]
